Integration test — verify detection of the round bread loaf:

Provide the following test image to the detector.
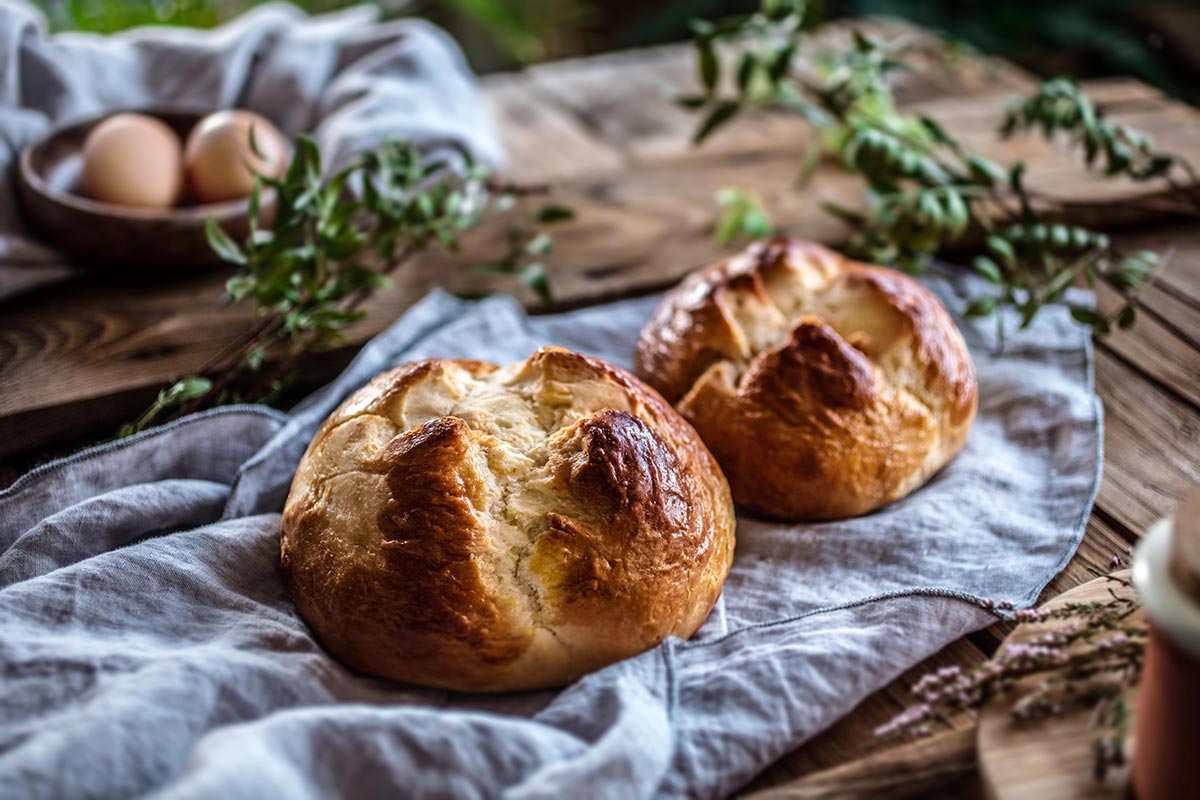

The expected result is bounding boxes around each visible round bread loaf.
[634,237,977,521]
[281,346,735,692]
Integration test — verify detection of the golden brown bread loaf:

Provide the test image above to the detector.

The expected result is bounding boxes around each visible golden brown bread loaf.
[634,237,977,521]
[281,346,735,692]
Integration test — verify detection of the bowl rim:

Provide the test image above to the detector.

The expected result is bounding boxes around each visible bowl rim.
[18,106,263,222]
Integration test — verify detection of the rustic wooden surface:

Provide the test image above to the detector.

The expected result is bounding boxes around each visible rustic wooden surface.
[1,19,1198,797]
[977,571,1139,800]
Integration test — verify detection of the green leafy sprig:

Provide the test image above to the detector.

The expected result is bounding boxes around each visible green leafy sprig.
[469,203,576,299]
[714,187,773,247]
[677,1,1196,338]
[120,136,568,436]
[1002,78,1183,181]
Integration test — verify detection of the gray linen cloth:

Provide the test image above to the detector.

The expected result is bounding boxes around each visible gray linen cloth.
[0,265,1100,798]
[0,0,504,299]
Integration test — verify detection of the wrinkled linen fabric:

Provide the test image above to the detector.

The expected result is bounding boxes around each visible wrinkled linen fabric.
[0,0,504,299]
[0,265,1100,798]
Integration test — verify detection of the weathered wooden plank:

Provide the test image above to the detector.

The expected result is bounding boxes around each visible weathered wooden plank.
[1093,346,1200,535]
[481,72,627,183]
[1117,226,1200,347]
[743,729,979,800]
[1095,283,1200,410]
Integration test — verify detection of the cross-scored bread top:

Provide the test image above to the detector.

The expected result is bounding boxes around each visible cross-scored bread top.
[281,346,735,692]
[635,237,977,521]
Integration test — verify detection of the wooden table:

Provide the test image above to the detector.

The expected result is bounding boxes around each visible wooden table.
[2,20,1198,797]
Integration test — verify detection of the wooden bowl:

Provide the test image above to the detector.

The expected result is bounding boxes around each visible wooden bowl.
[17,109,274,272]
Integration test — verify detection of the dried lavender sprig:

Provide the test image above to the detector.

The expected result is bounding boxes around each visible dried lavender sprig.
[875,555,1144,781]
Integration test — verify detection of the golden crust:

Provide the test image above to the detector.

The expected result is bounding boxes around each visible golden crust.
[280,347,735,692]
[634,237,978,521]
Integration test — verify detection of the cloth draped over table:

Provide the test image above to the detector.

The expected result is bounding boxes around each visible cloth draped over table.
[0,3,1101,798]
[1,277,1099,798]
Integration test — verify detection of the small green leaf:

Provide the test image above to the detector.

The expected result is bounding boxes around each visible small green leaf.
[966,155,1007,187]
[1009,161,1027,194]
[1070,305,1111,334]
[822,201,867,226]
[1044,264,1078,301]
[1105,142,1132,175]
[535,204,576,224]
[851,29,875,53]
[1050,224,1071,250]
[693,101,741,144]
[986,235,1017,268]
[247,122,264,160]
[918,115,952,146]
[964,296,998,317]
[714,186,773,246]
[1138,155,1174,180]
[973,256,1004,285]
[225,275,255,301]
[205,218,247,265]
[1107,270,1140,290]
[162,376,213,405]
[795,145,822,189]
[1117,305,1136,329]
[519,262,550,300]
[674,94,708,109]
[295,135,321,179]
[525,232,553,256]
[943,191,969,240]
[737,53,756,94]
[698,39,719,95]
[768,43,796,82]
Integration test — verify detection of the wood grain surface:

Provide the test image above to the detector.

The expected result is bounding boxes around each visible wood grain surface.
[1,19,1198,798]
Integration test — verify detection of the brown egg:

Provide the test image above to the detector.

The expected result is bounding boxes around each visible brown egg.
[82,113,183,208]
[184,110,289,203]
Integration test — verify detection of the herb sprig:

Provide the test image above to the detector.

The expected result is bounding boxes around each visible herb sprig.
[678,1,1197,338]
[120,136,570,435]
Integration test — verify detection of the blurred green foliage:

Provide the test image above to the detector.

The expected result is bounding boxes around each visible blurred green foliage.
[35,0,362,33]
[29,0,1200,103]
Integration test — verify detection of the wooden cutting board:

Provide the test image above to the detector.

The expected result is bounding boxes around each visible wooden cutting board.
[976,570,1142,800]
